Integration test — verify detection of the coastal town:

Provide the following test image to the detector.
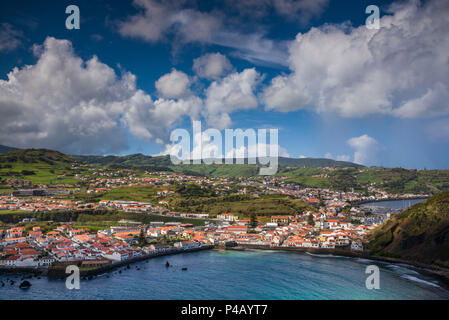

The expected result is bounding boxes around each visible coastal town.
[0,167,428,272]
[1,0,449,303]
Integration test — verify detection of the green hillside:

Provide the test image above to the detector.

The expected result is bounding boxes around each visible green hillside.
[279,166,449,194]
[71,184,312,220]
[0,149,82,185]
[171,163,259,177]
[73,153,363,178]
[366,190,449,267]
[278,157,363,168]
[172,194,311,220]
[73,153,173,169]
[2,148,449,195]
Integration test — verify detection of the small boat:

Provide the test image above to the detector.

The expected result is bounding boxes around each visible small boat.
[165,261,170,268]
[181,267,188,271]
[19,281,31,289]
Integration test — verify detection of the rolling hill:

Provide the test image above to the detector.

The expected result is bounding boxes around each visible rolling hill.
[74,153,363,170]
[2,148,449,194]
[0,149,83,185]
[366,190,449,267]
[278,156,363,168]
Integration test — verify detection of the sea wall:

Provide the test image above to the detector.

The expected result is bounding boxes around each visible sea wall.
[47,245,214,278]
[0,267,47,276]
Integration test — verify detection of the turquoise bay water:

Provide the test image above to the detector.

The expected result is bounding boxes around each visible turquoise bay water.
[1,250,448,300]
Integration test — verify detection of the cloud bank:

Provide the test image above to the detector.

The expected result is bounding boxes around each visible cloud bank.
[263,0,449,119]
[0,37,196,154]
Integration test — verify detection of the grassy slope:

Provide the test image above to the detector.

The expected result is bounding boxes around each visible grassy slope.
[170,194,312,220]
[355,167,449,194]
[0,149,83,184]
[279,167,449,194]
[72,185,171,203]
[74,185,311,220]
[171,163,259,177]
[366,190,449,267]
[3,149,449,195]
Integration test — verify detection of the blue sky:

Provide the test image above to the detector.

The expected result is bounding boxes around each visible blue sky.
[1,0,448,169]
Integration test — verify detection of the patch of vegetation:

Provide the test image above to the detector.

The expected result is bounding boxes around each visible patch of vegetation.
[0,149,85,184]
[0,209,210,226]
[367,190,449,267]
[280,167,449,194]
[172,194,311,218]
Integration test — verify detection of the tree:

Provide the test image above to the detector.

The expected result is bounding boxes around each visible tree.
[307,214,314,226]
[138,230,146,247]
[250,213,258,228]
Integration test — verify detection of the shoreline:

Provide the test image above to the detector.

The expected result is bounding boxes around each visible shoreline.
[0,245,214,278]
[218,244,449,289]
[3,243,449,292]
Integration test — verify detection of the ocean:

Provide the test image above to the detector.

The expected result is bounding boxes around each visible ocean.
[360,198,426,210]
[1,250,448,300]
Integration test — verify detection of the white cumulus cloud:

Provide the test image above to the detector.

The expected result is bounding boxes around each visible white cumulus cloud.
[155,68,191,98]
[347,134,381,166]
[263,0,449,119]
[193,52,233,80]
[204,68,261,129]
[0,37,195,154]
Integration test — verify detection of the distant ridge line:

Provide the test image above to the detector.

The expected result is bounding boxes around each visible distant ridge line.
[0,145,363,168]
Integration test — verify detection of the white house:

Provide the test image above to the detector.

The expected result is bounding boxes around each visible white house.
[217,213,237,222]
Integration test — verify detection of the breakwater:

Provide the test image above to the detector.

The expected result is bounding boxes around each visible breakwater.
[0,245,214,279]
[0,267,47,276]
[47,245,214,278]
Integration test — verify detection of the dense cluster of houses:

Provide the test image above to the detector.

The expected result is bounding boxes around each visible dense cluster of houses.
[0,223,205,268]
[209,212,370,250]
[0,195,96,212]
[0,202,381,269]
[0,168,427,270]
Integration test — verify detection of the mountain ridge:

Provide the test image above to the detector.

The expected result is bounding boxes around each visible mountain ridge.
[0,144,363,168]
[73,153,364,169]
[2,148,449,194]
